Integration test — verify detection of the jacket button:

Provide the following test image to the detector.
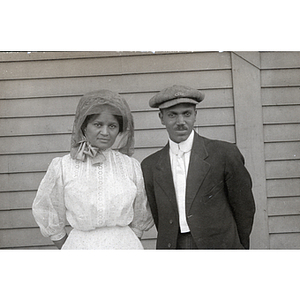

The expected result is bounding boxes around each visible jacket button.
[169,219,173,224]
[168,243,171,248]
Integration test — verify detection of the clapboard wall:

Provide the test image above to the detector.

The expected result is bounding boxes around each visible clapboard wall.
[0,51,299,249]
[260,52,300,249]
[0,51,235,249]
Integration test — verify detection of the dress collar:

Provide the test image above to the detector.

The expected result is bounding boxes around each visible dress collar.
[169,130,194,155]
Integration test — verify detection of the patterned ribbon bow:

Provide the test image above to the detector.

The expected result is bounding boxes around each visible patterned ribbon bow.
[75,138,106,164]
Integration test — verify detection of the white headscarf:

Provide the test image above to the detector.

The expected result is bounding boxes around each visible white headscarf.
[70,90,134,163]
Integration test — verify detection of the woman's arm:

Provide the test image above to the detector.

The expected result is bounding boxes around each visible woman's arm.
[32,157,67,245]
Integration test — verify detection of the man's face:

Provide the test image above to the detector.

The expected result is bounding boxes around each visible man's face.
[159,103,197,143]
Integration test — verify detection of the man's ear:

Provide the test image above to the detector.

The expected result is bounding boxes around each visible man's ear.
[158,111,165,126]
[193,109,197,125]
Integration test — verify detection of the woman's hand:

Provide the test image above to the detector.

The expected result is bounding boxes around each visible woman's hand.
[53,234,68,250]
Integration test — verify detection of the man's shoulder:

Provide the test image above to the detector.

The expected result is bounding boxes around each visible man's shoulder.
[197,135,243,162]
[199,134,235,148]
[197,134,239,155]
[141,148,165,167]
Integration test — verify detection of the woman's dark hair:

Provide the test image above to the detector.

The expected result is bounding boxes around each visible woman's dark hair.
[81,113,123,135]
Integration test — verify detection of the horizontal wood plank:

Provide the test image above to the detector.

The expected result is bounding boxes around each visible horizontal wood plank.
[0,115,74,136]
[0,152,66,173]
[261,87,300,106]
[0,70,232,99]
[261,69,300,87]
[0,52,231,80]
[266,178,300,198]
[0,191,37,210]
[0,96,80,117]
[268,197,300,216]
[263,105,300,124]
[269,232,300,249]
[261,52,300,69]
[0,172,45,192]
[265,141,300,160]
[0,227,72,248]
[0,209,36,229]
[265,160,300,179]
[195,126,235,143]
[264,124,300,142]
[0,227,52,248]
[269,215,300,233]
[135,129,171,148]
[0,134,71,154]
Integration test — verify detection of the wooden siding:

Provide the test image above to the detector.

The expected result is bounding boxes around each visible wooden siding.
[261,51,300,249]
[0,51,234,249]
[231,52,269,249]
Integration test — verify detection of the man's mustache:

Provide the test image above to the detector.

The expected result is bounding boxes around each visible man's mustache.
[175,125,188,130]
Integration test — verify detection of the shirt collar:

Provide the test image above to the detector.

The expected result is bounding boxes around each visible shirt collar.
[169,130,194,155]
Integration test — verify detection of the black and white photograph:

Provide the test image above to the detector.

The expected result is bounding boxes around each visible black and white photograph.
[1,51,300,250]
[1,1,299,299]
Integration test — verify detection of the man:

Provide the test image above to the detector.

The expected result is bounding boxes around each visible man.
[141,85,255,249]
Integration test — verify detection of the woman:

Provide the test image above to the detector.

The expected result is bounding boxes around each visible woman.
[32,90,154,249]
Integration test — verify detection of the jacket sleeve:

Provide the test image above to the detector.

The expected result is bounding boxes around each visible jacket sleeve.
[32,157,67,241]
[224,145,256,249]
[129,158,154,238]
[141,158,159,229]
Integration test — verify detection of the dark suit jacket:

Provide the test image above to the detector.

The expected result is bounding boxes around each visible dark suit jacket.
[141,132,255,249]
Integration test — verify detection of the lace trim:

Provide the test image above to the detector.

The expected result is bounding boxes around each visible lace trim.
[97,163,105,226]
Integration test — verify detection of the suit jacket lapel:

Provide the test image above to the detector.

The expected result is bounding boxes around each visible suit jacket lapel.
[186,134,211,213]
[155,144,178,213]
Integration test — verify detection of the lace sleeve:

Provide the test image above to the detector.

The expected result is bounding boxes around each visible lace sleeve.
[129,158,154,238]
[32,157,67,241]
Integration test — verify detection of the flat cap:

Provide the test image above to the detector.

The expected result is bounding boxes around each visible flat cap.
[149,85,205,109]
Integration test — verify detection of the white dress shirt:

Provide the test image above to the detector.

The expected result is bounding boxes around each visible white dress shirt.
[169,130,194,233]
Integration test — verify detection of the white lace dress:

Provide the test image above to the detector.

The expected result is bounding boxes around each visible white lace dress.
[32,149,154,249]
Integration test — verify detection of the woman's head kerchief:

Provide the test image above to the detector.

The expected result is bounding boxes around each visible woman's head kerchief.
[70,90,134,163]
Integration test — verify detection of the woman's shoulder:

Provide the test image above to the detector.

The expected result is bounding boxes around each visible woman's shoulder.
[48,154,73,168]
[113,150,141,168]
[50,153,70,162]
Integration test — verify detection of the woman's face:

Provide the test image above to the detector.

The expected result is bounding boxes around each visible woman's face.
[84,109,120,150]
